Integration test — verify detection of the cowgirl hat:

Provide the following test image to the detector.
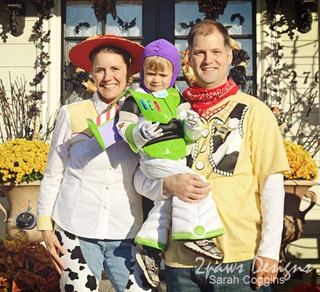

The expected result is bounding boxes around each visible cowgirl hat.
[69,34,144,74]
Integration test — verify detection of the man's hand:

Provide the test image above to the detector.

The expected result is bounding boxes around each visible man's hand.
[163,173,211,203]
[42,230,67,274]
[251,256,279,290]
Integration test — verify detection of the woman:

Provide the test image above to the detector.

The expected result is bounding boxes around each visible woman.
[37,35,146,292]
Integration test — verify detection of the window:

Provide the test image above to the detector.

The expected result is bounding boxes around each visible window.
[174,0,255,93]
[63,0,143,103]
[62,1,255,103]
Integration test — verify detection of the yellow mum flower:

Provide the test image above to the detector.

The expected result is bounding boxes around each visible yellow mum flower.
[284,140,318,180]
[0,139,49,184]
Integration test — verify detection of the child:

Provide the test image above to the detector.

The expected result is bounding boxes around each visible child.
[116,39,224,288]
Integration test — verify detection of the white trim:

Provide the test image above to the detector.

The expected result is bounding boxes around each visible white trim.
[45,2,62,139]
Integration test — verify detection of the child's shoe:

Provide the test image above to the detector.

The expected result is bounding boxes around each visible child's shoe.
[184,239,224,260]
[136,249,160,287]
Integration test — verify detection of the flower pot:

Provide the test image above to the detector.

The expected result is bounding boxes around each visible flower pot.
[0,182,42,242]
[280,180,317,266]
[284,179,316,199]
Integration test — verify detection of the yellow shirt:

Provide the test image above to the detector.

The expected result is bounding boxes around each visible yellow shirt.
[164,92,290,267]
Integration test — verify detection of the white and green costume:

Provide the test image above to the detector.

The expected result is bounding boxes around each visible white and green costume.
[117,87,224,251]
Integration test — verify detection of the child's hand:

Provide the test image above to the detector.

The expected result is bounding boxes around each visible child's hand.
[132,120,164,151]
[140,121,163,140]
[184,110,200,128]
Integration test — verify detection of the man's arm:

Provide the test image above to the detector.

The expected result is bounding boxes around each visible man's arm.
[252,173,285,290]
[134,168,211,203]
[257,173,285,259]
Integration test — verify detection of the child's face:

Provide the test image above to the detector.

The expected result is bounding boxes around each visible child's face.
[143,61,173,92]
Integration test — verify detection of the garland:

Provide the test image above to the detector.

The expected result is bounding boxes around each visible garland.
[29,0,55,87]
[264,0,283,23]
[229,48,250,90]
[29,0,55,140]
[198,0,228,19]
[32,0,55,18]
[89,0,117,22]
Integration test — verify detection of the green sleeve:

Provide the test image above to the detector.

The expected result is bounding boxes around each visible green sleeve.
[125,123,139,153]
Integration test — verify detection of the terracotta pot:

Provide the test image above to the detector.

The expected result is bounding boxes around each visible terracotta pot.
[0,182,42,242]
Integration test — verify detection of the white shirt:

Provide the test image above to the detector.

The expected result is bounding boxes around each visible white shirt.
[37,92,142,240]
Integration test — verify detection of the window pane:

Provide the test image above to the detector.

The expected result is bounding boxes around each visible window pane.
[175,0,252,36]
[65,41,78,63]
[66,1,101,37]
[106,1,142,37]
[175,0,204,36]
[233,39,253,76]
[218,1,252,35]
[175,39,188,76]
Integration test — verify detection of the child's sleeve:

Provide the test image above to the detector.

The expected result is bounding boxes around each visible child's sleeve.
[116,96,140,143]
[178,106,202,144]
[176,95,201,143]
[182,113,202,143]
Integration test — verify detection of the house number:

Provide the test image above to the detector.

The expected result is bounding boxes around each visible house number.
[288,70,319,84]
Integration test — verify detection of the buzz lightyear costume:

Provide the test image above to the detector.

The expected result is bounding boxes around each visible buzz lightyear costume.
[117,39,224,251]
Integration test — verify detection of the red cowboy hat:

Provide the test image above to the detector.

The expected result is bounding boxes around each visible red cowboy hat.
[69,34,144,74]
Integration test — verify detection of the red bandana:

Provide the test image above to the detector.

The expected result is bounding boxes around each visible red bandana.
[182,79,239,116]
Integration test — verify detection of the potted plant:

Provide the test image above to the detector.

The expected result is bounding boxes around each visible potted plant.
[279,139,318,273]
[0,138,49,242]
[0,233,59,292]
[281,138,318,228]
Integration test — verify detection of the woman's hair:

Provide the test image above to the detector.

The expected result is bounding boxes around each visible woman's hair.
[187,19,231,52]
[143,55,173,73]
[89,46,132,72]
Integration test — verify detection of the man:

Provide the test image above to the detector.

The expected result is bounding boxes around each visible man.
[135,19,290,291]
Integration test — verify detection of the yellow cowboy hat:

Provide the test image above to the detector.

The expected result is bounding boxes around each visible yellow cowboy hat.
[69,34,144,74]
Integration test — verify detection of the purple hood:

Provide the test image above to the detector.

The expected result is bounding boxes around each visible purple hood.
[140,39,180,93]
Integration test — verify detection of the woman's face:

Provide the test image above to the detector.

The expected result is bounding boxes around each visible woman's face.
[91,51,129,104]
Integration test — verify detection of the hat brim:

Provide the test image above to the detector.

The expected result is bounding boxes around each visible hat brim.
[69,34,144,75]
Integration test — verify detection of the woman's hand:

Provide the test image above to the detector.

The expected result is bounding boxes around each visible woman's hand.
[163,173,211,203]
[42,230,67,274]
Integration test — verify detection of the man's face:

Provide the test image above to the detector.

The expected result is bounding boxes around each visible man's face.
[189,32,232,89]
